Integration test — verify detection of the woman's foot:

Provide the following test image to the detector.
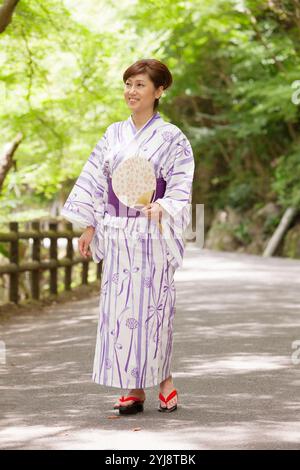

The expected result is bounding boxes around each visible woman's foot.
[113,389,146,409]
[159,375,178,410]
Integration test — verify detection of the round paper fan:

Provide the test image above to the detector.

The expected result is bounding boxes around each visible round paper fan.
[112,156,156,209]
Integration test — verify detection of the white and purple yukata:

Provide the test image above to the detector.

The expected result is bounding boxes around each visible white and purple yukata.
[61,111,195,389]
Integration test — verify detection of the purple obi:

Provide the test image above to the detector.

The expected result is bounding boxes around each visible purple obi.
[106,176,166,217]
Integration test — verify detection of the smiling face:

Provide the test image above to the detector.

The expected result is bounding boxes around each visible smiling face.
[124,73,164,112]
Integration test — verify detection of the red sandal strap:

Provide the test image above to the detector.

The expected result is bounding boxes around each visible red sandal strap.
[159,392,166,403]
[119,395,144,403]
[159,389,177,404]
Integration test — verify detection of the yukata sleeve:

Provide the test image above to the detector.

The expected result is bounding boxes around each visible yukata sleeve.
[60,127,111,263]
[155,130,195,271]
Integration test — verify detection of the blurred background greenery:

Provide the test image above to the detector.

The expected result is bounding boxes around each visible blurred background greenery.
[1,0,300,259]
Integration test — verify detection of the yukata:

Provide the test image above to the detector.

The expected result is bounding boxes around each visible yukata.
[60,111,195,389]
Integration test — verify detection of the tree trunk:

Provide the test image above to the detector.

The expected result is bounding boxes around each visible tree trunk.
[0,133,23,192]
[0,0,19,34]
[263,207,298,257]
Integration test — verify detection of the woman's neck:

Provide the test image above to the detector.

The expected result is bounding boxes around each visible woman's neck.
[131,109,157,130]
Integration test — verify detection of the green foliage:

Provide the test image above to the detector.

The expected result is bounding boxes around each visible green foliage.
[1,0,300,222]
[232,221,252,245]
[226,181,258,211]
[272,148,300,207]
[0,0,126,217]
[0,243,9,258]
[262,213,282,236]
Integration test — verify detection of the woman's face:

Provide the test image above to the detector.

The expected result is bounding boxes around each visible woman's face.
[124,73,163,112]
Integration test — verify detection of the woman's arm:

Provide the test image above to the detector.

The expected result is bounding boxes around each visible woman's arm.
[60,127,111,229]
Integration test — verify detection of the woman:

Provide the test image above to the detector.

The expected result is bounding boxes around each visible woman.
[61,59,195,415]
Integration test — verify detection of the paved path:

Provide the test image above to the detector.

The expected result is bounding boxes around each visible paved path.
[1,246,300,449]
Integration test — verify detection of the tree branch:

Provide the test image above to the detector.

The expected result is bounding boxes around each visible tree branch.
[0,0,19,34]
[0,133,23,192]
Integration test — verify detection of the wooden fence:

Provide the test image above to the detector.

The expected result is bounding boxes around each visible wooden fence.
[0,220,101,304]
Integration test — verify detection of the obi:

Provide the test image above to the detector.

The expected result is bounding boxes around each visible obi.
[106,176,166,218]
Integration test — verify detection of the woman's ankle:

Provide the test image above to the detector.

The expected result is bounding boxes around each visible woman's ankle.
[128,388,145,396]
[159,378,175,394]
[160,375,173,387]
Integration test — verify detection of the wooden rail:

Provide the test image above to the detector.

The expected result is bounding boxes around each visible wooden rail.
[0,221,101,304]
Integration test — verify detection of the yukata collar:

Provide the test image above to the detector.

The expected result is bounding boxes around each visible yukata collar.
[129,111,161,135]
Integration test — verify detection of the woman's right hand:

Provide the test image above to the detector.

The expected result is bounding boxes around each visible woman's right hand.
[78,226,95,258]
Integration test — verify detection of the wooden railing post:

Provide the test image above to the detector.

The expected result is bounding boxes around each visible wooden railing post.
[96,262,101,280]
[31,221,40,300]
[82,258,88,285]
[49,222,58,295]
[65,222,73,291]
[9,222,19,304]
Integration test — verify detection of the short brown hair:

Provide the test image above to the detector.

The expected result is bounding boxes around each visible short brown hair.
[123,59,173,110]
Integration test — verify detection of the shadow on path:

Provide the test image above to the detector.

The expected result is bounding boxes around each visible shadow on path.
[1,246,300,449]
